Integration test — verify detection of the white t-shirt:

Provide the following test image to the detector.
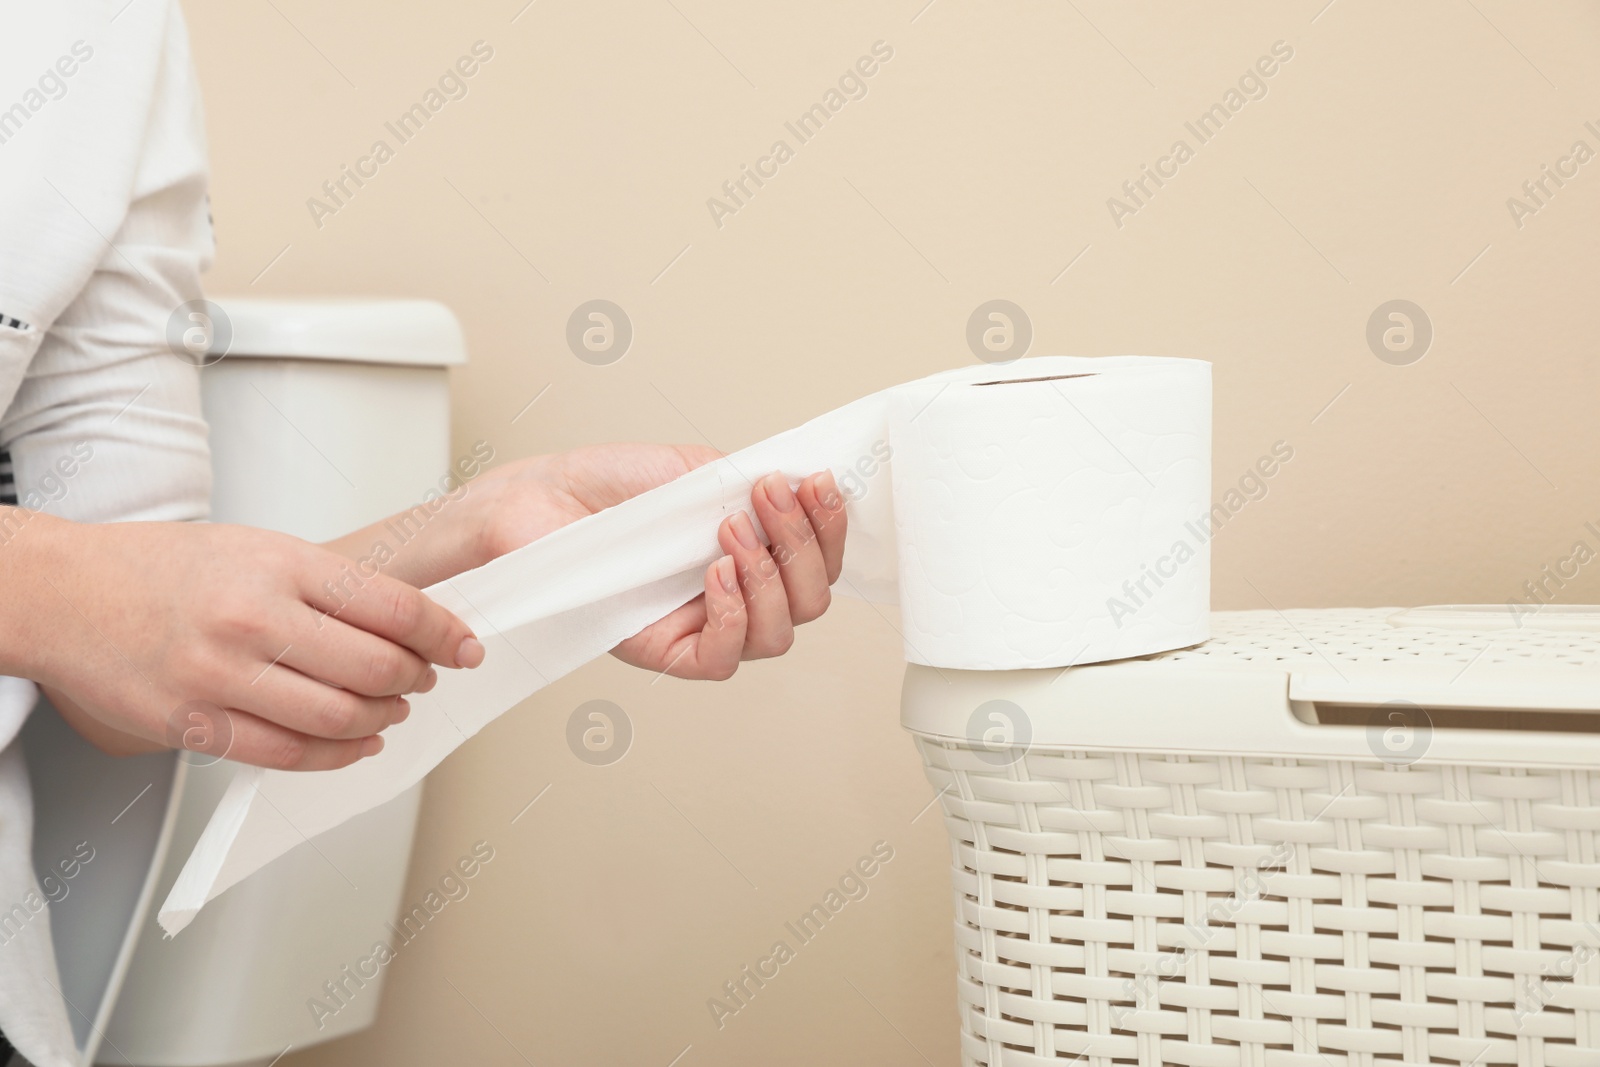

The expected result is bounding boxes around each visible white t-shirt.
[1,1,212,1062]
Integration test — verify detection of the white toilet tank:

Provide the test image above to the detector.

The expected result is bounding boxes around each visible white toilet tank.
[98,297,467,1065]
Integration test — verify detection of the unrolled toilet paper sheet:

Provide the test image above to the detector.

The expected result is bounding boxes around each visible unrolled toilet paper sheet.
[158,355,1212,934]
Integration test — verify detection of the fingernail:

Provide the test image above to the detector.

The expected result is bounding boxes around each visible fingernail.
[731,512,760,551]
[455,636,485,669]
[360,735,385,757]
[718,556,739,594]
[817,470,842,512]
[391,697,411,724]
[419,667,438,693]
[764,473,797,513]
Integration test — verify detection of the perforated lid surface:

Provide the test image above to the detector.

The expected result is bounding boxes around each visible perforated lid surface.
[1140,606,1600,710]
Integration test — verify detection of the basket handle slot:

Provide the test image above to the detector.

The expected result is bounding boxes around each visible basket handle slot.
[970,373,1098,386]
[1298,700,1600,735]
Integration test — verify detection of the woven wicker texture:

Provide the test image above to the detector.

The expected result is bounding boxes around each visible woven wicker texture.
[913,612,1600,1067]
[916,742,1600,1066]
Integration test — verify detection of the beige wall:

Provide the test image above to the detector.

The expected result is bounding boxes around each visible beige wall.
[182,0,1600,1063]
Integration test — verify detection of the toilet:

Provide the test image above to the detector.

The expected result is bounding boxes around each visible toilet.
[23,297,466,1066]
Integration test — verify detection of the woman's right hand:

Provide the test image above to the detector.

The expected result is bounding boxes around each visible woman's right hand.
[10,513,484,771]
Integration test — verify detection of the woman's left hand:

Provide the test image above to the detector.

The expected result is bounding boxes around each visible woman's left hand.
[325,444,848,680]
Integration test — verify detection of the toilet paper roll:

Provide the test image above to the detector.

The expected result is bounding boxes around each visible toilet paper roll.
[158,355,1210,934]
[888,363,1210,667]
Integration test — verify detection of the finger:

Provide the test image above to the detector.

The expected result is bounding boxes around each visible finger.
[751,473,831,625]
[612,598,701,672]
[690,558,747,678]
[228,661,412,740]
[612,559,746,679]
[304,570,483,671]
[214,708,384,772]
[718,511,793,659]
[281,613,436,697]
[798,470,848,585]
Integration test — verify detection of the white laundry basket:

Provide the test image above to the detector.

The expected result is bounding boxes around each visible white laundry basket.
[902,607,1600,1067]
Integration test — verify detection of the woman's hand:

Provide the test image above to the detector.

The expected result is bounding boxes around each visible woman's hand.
[325,444,849,680]
[471,445,849,679]
[10,514,483,770]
